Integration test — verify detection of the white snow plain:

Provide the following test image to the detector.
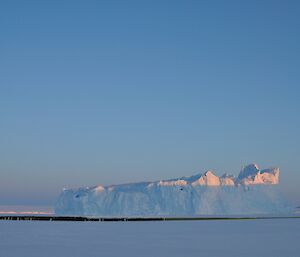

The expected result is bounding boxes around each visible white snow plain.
[0,219,299,257]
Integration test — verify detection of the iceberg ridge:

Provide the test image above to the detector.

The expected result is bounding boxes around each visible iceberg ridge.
[55,164,290,216]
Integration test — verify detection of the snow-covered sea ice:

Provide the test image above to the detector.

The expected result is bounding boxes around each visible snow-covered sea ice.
[0,218,299,257]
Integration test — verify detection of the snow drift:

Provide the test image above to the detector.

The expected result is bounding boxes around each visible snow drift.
[55,164,291,216]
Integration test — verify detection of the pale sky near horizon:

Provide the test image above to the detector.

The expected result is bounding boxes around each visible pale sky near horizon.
[1,0,300,206]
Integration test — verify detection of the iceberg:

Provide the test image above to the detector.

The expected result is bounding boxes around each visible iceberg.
[55,164,291,216]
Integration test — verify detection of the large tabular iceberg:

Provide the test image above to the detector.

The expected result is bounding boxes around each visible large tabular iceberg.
[55,164,291,216]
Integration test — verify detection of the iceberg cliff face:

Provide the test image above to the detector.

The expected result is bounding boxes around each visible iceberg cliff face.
[55,164,290,216]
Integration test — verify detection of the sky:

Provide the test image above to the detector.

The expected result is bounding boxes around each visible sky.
[0,0,299,207]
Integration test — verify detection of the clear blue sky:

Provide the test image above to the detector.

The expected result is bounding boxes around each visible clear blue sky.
[1,0,299,206]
